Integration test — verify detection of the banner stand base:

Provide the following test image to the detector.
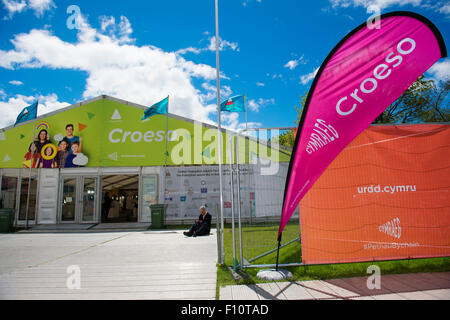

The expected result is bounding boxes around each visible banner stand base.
[257,269,293,281]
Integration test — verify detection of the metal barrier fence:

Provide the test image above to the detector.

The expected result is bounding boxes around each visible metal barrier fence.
[227,135,301,270]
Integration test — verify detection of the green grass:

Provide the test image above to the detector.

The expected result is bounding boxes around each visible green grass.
[223,222,302,267]
[216,223,450,299]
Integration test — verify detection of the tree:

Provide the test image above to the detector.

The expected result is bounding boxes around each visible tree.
[274,92,307,148]
[420,79,449,122]
[276,128,296,148]
[276,75,449,149]
[293,92,307,126]
[373,76,449,124]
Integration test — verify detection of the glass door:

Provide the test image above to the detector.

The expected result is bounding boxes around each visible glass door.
[82,177,97,223]
[61,176,98,223]
[61,176,77,222]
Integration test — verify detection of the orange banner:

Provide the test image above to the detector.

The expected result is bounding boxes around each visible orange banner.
[300,124,450,264]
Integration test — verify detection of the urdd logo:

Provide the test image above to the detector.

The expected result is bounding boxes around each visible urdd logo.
[379,217,401,239]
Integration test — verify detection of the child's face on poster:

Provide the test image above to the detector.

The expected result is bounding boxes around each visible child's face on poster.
[59,141,68,151]
[45,147,53,157]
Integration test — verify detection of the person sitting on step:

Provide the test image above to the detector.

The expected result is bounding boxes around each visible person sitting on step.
[184,206,212,237]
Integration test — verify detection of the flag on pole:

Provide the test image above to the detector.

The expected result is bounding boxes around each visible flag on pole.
[15,101,38,126]
[142,96,169,120]
[220,95,245,112]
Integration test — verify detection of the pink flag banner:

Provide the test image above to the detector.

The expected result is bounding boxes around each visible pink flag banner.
[279,12,447,240]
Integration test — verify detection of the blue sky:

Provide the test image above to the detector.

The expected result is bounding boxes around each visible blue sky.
[0,0,449,131]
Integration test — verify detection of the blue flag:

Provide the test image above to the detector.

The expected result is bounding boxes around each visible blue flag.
[142,96,169,120]
[15,101,38,126]
[220,95,245,112]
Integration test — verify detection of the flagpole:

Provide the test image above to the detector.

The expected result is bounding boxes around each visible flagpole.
[165,95,169,168]
[245,94,248,135]
[25,102,38,230]
[276,233,282,271]
[244,94,248,164]
[164,96,169,205]
[215,0,225,265]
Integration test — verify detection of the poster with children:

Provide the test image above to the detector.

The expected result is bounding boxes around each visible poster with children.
[22,122,89,169]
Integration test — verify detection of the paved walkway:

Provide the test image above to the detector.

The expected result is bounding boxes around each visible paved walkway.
[220,272,450,300]
[0,230,217,300]
[2,229,448,300]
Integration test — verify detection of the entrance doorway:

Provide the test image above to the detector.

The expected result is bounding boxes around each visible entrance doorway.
[101,175,139,223]
[60,176,98,223]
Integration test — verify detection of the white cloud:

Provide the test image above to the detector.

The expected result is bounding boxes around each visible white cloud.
[1,0,26,19]
[437,3,450,18]
[439,3,450,14]
[427,59,450,81]
[247,98,275,112]
[256,82,265,87]
[329,0,450,18]
[1,0,54,19]
[220,112,262,132]
[176,35,239,55]
[199,82,232,105]
[0,95,33,127]
[284,60,299,70]
[0,93,70,128]
[99,15,135,44]
[284,55,307,70]
[0,14,232,128]
[300,67,319,85]
[9,80,23,86]
[175,46,204,55]
[330,0,422,11]
[220,112,240,130]
[36,93,71,115]
[28,0,54,17]
[100,15,115,31]
[207,36,240,52]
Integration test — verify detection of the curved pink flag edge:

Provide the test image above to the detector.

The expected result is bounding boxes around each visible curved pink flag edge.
[278,11,447,241]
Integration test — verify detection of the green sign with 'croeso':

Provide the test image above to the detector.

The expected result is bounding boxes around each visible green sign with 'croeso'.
[0,98,290,168]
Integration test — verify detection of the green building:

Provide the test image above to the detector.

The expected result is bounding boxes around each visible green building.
[0,96,291,227]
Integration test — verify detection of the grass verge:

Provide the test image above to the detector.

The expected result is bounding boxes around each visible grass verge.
[215,224,450,299]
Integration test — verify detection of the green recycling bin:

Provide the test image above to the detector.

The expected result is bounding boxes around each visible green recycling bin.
[150,204,167,229]
[0,208,15,233]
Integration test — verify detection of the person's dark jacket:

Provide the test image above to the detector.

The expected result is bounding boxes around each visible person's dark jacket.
[34,139,51,155]
[196,212,212,236]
